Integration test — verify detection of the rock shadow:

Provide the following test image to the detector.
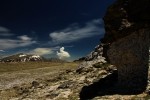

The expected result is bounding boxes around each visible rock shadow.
[80,70,144,100]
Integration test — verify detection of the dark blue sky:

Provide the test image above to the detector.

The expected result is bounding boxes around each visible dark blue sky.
[0,0,115,60]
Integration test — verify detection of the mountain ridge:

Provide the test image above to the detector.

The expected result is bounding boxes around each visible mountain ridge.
[0,53,66,63]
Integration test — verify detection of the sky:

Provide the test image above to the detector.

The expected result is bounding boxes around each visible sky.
[0,0,116,61]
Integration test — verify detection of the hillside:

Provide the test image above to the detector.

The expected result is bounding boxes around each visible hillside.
[0,53,43,62]
[0,53,66,63]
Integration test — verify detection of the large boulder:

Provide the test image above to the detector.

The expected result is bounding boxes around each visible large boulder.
[102,0,150,92]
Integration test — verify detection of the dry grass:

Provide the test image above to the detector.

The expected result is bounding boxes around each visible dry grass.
[0,62,78,73]
[0,62,79,90]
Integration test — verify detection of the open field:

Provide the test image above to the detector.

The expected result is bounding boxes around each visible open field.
[0,62,150,100]
[0,62,79,90]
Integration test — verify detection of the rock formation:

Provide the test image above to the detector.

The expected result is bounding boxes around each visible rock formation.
[102,0,150,92]
[77,44,107,69]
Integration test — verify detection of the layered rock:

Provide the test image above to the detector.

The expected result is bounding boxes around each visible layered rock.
[102,0,150,92]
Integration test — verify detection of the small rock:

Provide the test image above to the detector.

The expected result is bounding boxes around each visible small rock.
[57,89,72,98]
[58,81,72,89]
[45,93,59,99]
[79,76,86,82]
[32,81,39,88]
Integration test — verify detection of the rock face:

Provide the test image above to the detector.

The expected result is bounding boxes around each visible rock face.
[102,0,150,92]
[77,44,107,68]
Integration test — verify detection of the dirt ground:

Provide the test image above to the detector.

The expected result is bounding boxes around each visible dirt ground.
[0,62,78,90]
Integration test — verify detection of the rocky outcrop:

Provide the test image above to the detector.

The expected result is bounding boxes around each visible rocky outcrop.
[101,0,150,43]
[102,0,150,92]
[76,0,150,94]
[77,44,107,68]
[107,30,149,92]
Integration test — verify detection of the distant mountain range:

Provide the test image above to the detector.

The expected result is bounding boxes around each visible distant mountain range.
[0,53,66,63]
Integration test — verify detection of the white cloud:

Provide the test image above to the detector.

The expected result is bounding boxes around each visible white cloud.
[0,35,36,50]
[0,26,36,50]
[0,26,14,36]
[0,27,35,49]
[29,48,53,56]
[17,35,32,41]
[0,26,10,32]
[0,50,5,52]
[57,47,70,59]
[49,19,104,44]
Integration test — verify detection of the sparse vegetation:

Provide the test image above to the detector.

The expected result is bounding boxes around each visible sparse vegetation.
[0,62,78,91]
[0,62,78,73]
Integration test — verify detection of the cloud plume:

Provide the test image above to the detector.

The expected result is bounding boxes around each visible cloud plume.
[57,47,70,59]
